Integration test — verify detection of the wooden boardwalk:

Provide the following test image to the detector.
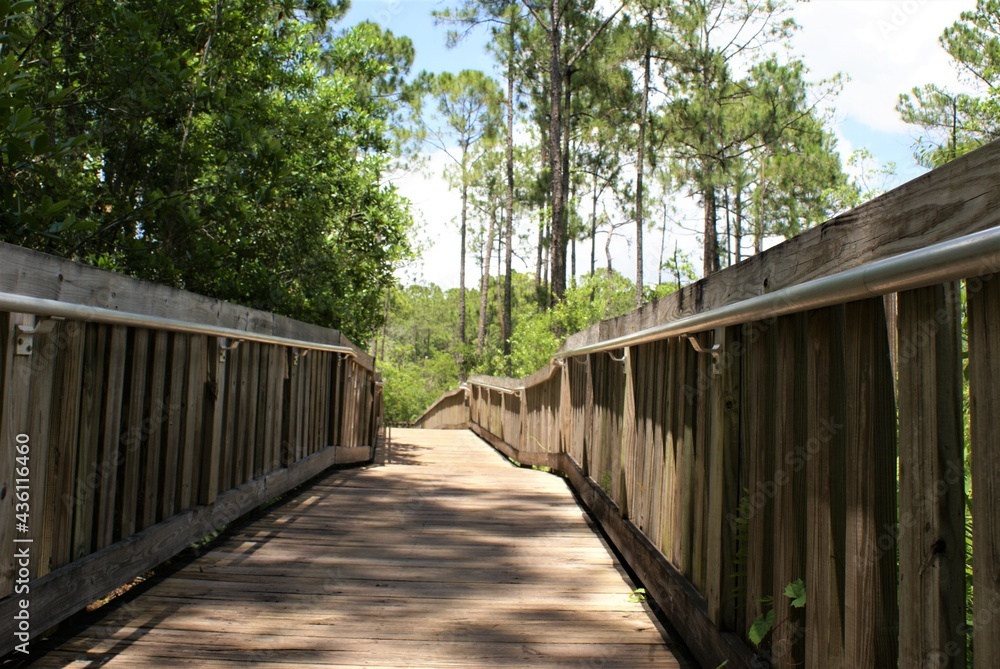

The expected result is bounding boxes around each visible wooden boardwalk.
[26,428,695,668]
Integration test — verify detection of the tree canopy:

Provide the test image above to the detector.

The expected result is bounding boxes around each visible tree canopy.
[0,0,415,343]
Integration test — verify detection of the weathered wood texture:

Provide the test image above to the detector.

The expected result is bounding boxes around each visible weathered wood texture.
[415,141,1000,667]
[0,245,380,657]
[27,429,695,669]
[413,388,469,430]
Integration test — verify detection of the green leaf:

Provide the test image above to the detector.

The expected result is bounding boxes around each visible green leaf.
[628,587,647,603]
[784,578,806,608]
[748,609,775,646]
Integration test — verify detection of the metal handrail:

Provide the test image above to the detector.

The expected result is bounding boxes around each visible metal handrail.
[0,291,366,363]
[554,225,1000,359]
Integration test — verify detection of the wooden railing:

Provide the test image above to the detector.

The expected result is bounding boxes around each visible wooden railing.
[419,138,1000,669]
[0,244,382,656]
[412,387,469,430]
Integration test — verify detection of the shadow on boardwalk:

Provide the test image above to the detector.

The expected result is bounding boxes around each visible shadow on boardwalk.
[18,429,698,669]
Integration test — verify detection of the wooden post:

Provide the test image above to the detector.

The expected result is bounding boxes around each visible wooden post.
[897,284,966,669]
[843,298,898,666]
[968,274,1000,669]
[0,314,36,595]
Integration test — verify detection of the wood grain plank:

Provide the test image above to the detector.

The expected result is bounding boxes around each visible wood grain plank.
[897,284,966,668]
[142,331,169,529]
[843,299,898,666]
[968,274,1000,669]
[120,329,150,539]
[804,306,847,668]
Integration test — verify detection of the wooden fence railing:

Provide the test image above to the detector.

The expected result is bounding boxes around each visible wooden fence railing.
[417,138,1000,669]
[0,244,382,656]
[412,387,469,430]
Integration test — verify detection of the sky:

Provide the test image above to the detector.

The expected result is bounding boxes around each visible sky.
[340,0,980,289]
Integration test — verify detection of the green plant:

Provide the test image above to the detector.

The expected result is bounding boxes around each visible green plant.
[748,579,806,646]
[628,587,647,603]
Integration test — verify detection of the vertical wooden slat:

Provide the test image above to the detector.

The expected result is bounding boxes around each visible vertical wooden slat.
[805,306,847,668]
[179,334,204,510]
[273,346,287,467]
[96,325,127,548]
[244,342,260,480]
[770,314,807,667]
[692,346,710,594]
[0,314,34,595]
[968,274,1000,669]
[843,298,898,666]
[120,329,150,538]
[40,321,86,573]
[707,326,741,631]
[142,331,169,529]
[26,322,57,580]
[73,324,107,560]
[234,342,251,485]
[161,333,187,520]
[255,345,271,474]
[743,321,776,634]
[897,284,966,668]
[201,337,226,505]
[619,347,636,519]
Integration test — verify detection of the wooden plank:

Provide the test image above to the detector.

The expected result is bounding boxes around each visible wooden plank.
[561,138,1000,356]
[244,342,261,480]
[743,321,776,638]
[219,341,240,491]
[233,341,251,483]
[619,347,636,519]
[843,299,898,666]
[179,335,205,509]
[769,314,806,667]
[0,314,34,596]
[161,333,188,520]
[706,326,741,631]
[120,329,150,539]
[0,242,374,371]
[968,274,1000,669]
[95,325,128,549]
[25,317,57,581]
[805,306,847,668]
[39,320,86,573]
[142,331,169,529]
[201,337,226,505]
[897,284,966,668]
[73,323,107,561]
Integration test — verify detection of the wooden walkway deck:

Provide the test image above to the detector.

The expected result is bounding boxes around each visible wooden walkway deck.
[25,429,695,668]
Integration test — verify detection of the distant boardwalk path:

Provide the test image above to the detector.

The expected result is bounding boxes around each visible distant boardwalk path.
[27,428,695,668]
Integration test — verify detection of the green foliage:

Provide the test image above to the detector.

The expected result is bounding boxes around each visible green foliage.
[628,587,647,603]
[748,578,806,647]
[897,0,1000,167]
[1,0,414,343]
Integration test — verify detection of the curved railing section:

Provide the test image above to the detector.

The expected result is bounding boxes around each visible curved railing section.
[0,243,382,655]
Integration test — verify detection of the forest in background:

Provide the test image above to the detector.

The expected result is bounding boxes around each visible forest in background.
[381,0,1000,421]
[1,0,998,421]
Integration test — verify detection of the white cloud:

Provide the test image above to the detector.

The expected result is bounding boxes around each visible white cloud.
[791,0,978,136]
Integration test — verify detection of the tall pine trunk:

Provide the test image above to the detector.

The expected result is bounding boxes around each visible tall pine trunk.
[503,20,515,375]
[548,0,567,300]
[703,184,718,277]
[477,205,497,355]
[634,10,652,307]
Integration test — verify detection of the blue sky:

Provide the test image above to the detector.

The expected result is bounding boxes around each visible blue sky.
[338,0,980,288]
